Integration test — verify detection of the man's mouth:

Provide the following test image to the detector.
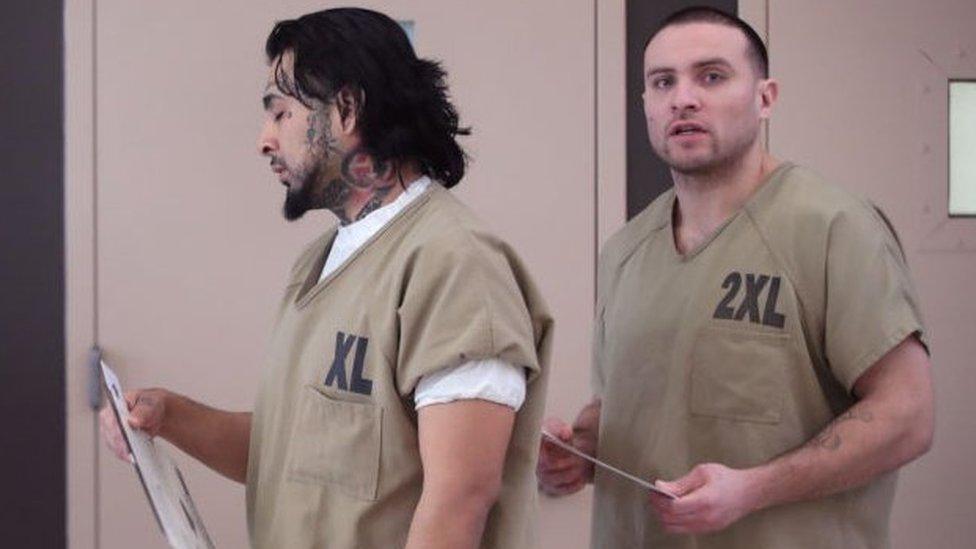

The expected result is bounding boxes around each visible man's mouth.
[271,161,288,184]
[668,122,708,137]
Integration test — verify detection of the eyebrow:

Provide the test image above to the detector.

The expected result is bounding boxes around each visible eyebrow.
[262,92,282,111]
[645,57,734,79]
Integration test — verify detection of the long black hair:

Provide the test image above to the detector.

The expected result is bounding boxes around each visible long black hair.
[265,8,470,187]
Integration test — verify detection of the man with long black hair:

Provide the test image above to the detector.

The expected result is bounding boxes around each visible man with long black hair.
[101,8,552,548]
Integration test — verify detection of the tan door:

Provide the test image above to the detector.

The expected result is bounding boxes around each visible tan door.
[67,0,598,547]
[767,1,976,547]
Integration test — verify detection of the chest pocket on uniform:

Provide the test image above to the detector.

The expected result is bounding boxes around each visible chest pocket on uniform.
[286,384,383,501]
[689,326,792,424]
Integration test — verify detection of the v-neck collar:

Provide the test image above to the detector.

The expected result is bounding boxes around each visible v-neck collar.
[292,183,439,307]
[667,193,742,262]
[667,162,794,262]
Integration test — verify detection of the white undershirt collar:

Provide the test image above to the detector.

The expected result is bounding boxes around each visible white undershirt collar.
[319,176,432,282]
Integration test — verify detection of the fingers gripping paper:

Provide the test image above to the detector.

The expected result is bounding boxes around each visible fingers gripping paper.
[541,430,676,499]
[100,361,215,549]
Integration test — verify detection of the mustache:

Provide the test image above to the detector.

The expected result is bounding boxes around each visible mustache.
[669,111,701,124]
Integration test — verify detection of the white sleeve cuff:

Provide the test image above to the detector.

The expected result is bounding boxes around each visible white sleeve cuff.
[414,359,526,411]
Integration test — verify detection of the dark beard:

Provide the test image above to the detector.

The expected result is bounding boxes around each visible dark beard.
[282,179,315,221]
[282,163,352,223]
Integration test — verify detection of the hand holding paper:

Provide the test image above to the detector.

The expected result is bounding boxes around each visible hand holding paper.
[540,429,676,499]
[537,419,592,496]
[100,361,215,549]
[99,387,168,463]
[649,463,760,534]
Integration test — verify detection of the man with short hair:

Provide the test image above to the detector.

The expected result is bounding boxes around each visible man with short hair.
[537,7,933,548]
[101,8,552,549]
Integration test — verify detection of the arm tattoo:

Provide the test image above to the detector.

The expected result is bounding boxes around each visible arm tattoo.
[806,409,874,451]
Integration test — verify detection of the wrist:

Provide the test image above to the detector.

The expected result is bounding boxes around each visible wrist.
[742,464,776,513]
[154,388,175,440]
[746,463,777,512]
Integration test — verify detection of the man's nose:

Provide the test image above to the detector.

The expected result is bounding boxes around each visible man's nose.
[257,123,277,156]
[670,80,702,113]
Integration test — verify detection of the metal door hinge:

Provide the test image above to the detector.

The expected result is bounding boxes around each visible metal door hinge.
[87,345,103,410]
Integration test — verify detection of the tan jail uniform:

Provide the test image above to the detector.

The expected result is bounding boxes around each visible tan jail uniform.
[246,183,552,549]
[591,163,926,549]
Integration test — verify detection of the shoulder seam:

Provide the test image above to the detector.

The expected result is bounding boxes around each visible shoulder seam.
[743,207,810,324]
[442,201,497,356]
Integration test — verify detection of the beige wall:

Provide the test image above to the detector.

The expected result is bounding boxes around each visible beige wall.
[768,2,976,547]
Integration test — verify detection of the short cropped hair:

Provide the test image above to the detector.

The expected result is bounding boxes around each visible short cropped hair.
[645,6,769,78]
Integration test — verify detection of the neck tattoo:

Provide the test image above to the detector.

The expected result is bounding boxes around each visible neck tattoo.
[354,185,395,222]
[305,105,399,225]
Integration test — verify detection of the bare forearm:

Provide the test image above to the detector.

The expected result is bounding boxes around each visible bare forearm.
[650,340,934,535]
[159,391,252,483]
[750,340,934,511]
[749,397,932,511]
[405,487,496,549]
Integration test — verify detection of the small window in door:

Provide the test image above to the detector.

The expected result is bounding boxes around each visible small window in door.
[950,80,976,216]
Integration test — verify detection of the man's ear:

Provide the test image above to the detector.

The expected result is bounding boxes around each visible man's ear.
[758,78,779,120]
[335,87,365,134]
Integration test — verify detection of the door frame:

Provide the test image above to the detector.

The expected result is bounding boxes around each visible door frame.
[65,0,98,547]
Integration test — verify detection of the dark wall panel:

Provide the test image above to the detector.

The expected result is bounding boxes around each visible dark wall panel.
[0,0,66,547]
[625,0,737,218]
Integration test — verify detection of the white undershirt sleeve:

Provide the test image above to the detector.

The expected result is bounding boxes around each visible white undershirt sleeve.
[310,177,528,412]
[414,359,527,411]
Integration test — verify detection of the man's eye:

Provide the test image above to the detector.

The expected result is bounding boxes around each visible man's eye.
[274,112,285,122]
[703,72,726,84]
[652,77,673,90]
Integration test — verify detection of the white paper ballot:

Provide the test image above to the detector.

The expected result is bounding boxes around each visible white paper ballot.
[541,429,677,499]
[100,361,215,549]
